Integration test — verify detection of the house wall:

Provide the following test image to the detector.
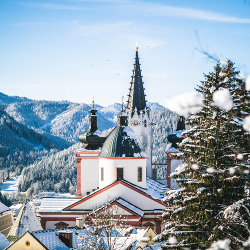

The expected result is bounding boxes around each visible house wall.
[99,158,147,189]
[80,158,99,196]
[45,220,76,230]
[7,232,47,250]
[0,211,14,236]
[128,112,152,178]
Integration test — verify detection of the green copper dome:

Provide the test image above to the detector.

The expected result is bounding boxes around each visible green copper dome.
[99,112,146,158]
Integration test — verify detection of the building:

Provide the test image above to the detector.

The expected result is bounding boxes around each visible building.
[0,202,14,237]
[39,48,169,234]
[8,201,43,237]
[166,116,185,189]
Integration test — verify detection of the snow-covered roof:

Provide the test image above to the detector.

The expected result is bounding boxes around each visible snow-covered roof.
[0,201,10,214]
[166,147,179,153]
[76,148,101,152]
[39,178,168,214]
[32,227,103,250]
[39,198,81,213]
[8,202,43,237]
[115,198,144,216]
[125,177,168,200]
[33,227,80,249]
[0,232,10,250]
[32,226,152,250]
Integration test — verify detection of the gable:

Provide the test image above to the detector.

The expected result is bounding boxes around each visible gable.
[65,181,166,211]
[6,231,48,250]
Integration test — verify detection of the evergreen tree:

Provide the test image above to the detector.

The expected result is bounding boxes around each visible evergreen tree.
[159,61,249,249]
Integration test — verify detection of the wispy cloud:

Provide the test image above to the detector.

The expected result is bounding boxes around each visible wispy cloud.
[20,0,250,24]
[132,2,250,24]
[10,20,79,27]
[21,2,86,10]
[73,21,133,36]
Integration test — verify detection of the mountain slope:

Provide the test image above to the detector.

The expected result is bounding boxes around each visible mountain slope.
[19,143,80,195]
[0,107,71,173]
[0,92,33,104]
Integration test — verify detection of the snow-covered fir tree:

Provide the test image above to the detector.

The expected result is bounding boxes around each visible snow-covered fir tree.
[158,61,249,249]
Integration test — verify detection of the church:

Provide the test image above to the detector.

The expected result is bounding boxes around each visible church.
[39,48,170,234]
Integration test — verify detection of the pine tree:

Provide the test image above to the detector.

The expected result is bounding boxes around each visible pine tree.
[159,61,249,249]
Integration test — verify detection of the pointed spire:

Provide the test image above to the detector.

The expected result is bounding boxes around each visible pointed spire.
[126,47,147,116]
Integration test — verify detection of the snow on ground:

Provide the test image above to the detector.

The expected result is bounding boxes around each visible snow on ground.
[1,177,19,195]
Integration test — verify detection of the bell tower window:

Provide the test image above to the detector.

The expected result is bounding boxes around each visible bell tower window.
[138,167,142,182]
[116,168,124,180]
[101,167,104,181]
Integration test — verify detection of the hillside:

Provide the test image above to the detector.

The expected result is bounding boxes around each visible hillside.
[0,107,71,173]
[19,143,80,195]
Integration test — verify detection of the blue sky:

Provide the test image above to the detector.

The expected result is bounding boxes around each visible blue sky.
[0,0,250,106]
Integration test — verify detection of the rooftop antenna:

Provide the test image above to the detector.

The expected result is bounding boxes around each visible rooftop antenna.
[92,96,95,108]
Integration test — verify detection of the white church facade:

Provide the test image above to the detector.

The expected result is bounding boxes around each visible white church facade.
[39,48,169,234]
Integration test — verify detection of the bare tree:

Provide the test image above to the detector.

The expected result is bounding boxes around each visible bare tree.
[77,200,135,250]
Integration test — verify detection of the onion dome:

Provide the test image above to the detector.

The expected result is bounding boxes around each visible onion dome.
[79,100,106,150]
[99,111,146,157]
[167,116,185,149]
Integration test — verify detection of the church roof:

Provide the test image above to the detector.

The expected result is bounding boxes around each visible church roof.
[126,47,147,115]
[99,111,146,158]
[8,202,43,237]
[63,178,168,212]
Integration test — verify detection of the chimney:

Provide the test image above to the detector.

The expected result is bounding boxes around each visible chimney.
[58,231,73,248]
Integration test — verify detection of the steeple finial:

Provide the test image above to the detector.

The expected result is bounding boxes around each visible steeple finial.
[92,96,95,108]
[122,96,124,111]
[136,47,138,52]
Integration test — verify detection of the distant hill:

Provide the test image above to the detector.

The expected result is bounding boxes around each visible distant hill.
[0,92,33,104]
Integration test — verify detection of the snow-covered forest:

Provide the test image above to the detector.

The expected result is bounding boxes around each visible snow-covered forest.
[0,94,178,196]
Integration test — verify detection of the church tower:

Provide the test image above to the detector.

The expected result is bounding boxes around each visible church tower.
[126,47,153,178]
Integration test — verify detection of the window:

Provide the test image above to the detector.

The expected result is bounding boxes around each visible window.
[116,168,124,180]
[138,167,142,182]
[101,167,104,181]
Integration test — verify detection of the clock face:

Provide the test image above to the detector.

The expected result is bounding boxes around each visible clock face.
[133,120,139,126]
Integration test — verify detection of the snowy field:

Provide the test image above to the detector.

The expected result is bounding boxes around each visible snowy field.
[1,178,19,195]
